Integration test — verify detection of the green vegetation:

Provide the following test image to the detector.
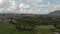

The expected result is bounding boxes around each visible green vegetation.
[0,23,34,34]
[0,23,55,34]
[0,14,60,34]
[55,25,60,29]
[36,25,55,34]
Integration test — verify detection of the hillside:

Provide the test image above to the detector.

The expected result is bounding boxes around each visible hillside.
[0,13,36,23]
[48,10,60,17]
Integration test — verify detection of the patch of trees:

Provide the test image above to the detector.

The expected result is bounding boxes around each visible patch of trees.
[9,15,60,31]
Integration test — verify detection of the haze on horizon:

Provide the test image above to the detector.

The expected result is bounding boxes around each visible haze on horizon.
[0,0,60,14]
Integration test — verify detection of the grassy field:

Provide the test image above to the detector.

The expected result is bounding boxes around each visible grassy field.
[35,25,55,34]
[0,23,34,34]
[0,23,55,34]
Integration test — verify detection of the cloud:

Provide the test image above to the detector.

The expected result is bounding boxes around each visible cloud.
[54,4,60,10]
[26,0,43,3]
[19,3,31,13]
[0,0,10,5]
[0,0,32,14]
[0,0,10,10]
[0,0,59,14]
[19,3,30,9]
[0,0,3,4]
[0,0,51,14]
[0,0,18,13]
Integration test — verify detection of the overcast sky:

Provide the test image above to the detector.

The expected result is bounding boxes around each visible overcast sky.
[0,0,60,14]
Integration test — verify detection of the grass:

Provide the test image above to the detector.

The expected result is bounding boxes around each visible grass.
[35,25,55,34]
[0,23,34,34]
[0,23,55,34]
[0,23,16,34]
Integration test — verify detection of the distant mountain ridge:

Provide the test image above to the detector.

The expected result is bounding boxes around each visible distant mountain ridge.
[48,10,60,17]
[0,10,60,23]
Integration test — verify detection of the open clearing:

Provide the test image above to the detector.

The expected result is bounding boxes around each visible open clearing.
[0,23,55,34]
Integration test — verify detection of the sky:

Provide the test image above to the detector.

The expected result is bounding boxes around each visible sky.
[0,0,60,14]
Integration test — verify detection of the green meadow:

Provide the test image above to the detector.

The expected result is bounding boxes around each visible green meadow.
[0,23,55,34]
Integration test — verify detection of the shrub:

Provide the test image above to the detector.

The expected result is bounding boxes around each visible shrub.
[56,25,60,29]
